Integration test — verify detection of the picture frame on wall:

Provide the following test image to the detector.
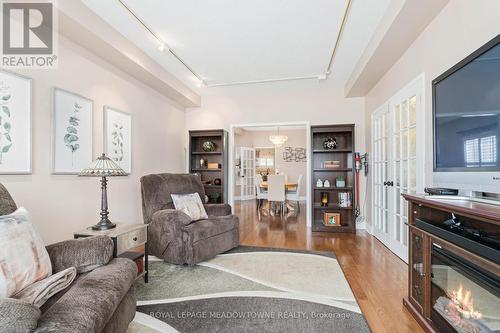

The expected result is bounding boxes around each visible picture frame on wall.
[104,106,131,174]
[52,88,93,174]
[0,70,32,174]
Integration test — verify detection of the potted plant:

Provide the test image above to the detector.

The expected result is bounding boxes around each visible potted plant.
[335,176,345,188]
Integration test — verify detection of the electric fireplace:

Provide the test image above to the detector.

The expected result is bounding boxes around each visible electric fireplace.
[430,243,500,333]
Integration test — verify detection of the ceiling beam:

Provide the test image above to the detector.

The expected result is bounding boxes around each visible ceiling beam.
[56,0,201,108]
[344,0,449,97]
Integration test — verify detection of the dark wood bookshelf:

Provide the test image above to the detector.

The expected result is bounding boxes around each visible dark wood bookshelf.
[189,130,228,204]
[311,124,356,233]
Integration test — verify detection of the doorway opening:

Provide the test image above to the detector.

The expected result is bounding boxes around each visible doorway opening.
[229,122,311,228]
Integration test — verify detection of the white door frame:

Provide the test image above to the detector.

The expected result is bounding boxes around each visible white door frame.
[229,121,312,227]
[370,73,425,262]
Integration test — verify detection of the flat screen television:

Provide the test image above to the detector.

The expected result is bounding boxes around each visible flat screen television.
[433,35,500,192]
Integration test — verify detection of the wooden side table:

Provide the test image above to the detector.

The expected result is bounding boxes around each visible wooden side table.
[74,223,149,283]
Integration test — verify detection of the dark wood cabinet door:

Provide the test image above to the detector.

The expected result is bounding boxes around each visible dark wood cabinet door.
[409,227,425,314]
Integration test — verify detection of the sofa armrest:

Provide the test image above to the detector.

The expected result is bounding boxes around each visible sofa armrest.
[152,209,192,226]
[46,235,114,274]
[204,203,232,217]
[148,209,191,262]
[0,298,40,332]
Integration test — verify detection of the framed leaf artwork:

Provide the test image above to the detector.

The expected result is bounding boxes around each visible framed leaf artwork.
[104,106,131,174]
[52,88,93,174]
[0,70,32,174]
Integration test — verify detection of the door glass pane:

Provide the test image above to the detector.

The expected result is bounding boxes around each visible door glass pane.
[410,158,417,191]
[384,162,388,181]
[410,127,416,157]
[395,132,400,159]
[383,138,387,160]
[402,160,408,189]
[409,95,417,126]
[402,101,408,129]
[395,161,400,185]
[402,129,408,159]
[395,188,401,214]
[383,113,389,138]
[395,105,400,132]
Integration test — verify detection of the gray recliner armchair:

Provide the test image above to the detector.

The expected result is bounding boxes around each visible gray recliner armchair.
[140,173,239,265]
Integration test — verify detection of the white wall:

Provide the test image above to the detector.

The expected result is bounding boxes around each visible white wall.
[0,35,186,244]
[364,0,500,229]
[186,79,369,224]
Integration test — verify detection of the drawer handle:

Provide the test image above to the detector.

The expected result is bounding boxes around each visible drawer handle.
[133,237,138,241]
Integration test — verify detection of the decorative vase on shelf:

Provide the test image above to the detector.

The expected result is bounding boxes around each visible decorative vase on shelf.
[336,177,345,188]
[324,180,330,187]
[199,158,206,169]
[316,179,323,188]
[321,192,329,207]
[323,137,337,150]
[202,141,216,152]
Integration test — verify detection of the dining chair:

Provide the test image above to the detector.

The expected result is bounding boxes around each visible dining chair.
[268,175,286,216]
[255,174,268,211]
[286,174,303,213]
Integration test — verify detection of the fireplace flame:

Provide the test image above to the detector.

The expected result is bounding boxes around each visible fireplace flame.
[451,285,482,320]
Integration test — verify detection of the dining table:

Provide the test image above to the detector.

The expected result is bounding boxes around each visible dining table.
[259,181,298,191]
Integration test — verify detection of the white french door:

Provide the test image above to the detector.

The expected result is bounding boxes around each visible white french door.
[372,75,425,262]
[240,147,256,200]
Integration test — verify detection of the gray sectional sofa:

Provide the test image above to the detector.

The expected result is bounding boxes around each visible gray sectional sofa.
[0,183,137,333]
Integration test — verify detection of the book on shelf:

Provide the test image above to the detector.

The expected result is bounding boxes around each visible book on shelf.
[322,160,341,169]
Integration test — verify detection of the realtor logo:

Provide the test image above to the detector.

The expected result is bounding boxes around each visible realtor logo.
[1,0,58,68]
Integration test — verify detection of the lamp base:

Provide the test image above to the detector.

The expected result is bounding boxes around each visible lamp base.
[91,219,116,231]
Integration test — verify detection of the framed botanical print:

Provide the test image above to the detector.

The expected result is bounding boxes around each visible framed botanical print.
[104,106,131,174]
[52,88,93,174]
[0,70,32,174]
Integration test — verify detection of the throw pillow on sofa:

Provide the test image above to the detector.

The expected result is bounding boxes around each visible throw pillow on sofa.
[171,192,208,221]
[0,207,52,298]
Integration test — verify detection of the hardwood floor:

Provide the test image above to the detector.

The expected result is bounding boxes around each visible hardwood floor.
[235,200,424,333]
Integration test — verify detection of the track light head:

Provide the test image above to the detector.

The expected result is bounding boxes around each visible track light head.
[158,43,166,52]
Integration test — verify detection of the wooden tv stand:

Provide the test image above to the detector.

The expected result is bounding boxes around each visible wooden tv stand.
[401,194,500,333]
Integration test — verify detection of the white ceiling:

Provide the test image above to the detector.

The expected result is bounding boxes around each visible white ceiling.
[82,0,391,89]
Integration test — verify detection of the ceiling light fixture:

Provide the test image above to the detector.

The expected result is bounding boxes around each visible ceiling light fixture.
[157,42,167,52]
[269,127,288,147]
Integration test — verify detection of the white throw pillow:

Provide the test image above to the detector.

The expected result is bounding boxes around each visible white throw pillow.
[171,193,208,221]
[0,208,52,298]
